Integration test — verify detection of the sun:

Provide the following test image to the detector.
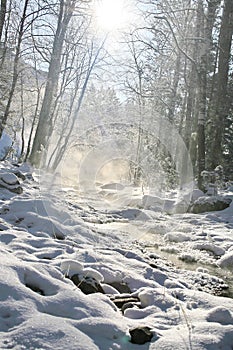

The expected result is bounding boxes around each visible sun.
[93,0,133,32]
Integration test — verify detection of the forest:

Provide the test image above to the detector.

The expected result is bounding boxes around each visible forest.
[0,0,232,191]
[1,1,233,349]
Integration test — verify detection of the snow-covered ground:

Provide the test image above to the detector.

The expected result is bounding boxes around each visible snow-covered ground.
[1,161,233,349]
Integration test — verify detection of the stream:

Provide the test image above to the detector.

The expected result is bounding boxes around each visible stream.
[63,185,233,298]
[89,220,233,299]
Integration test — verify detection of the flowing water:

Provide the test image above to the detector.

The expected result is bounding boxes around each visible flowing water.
[63,184,233,298]
[90,220,233,298]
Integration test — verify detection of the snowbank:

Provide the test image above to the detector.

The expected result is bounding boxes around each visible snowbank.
[0,162,233,349]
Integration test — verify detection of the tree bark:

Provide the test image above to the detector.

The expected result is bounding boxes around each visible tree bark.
[0,0,29,140]
[29,0,75,167]
[0,0,6,41]
[196,0,221,189]
[210,0,233,168]
[196,0,207,190]
[49,39,106,170]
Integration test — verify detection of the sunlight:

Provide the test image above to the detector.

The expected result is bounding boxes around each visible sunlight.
[93,0,133,32]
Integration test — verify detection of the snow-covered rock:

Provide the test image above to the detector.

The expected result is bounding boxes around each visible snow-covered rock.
[206,306,233,324]
[100,182,125,190]
[164,231,191,243]
[190,188,205,201]
[0,172,19,185]
[0,171,23,194]
[0,132,12,160]
[81,267,104,283]
[101,283,120,294]
[138,287,176,309]
[218,251,233,269]
[192,243,225,256]
[1,162,233,349]
[189,195,232,213]
[60,259,84,277]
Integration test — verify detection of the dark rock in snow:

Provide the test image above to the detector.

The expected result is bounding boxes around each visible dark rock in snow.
[110,296,140,309]
[189,196,231,214]
[71,274,105,295]
[0,172,23,194]
[54,232,65,240]
[25,283,45,296]
[108,281,131,294]
[129,326,153,345]
[0,183,23,194]
[122,301,141,313]
[13,170,26,181]
[0,172,19,185]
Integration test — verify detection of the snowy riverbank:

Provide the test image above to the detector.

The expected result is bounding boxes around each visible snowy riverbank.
[1,161,233,349]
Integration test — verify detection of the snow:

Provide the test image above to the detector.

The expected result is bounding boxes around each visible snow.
[60,259,84,277]
[218,251,233,269]
[0,162,233,349]
[81,268,104,283]
[0,172,19,185]
[164,232,191,243]
[0,132,12,160]
[206,306,233,324]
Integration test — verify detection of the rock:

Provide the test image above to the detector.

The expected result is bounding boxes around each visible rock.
[71,274,105,295]
[191,189,205,202]
[25,283,45,296]
[129,326,153,345]
[13,170,26,181]
[108,281,131,294]
[218,251,233,269]
[192,243,225,256]
[101,284,120,295]
[0,172,19,185]
[54,231,65,240]
[0,172,23,194]
[110,296,140,309]
[206,306,233,324]
[110,208,150,220]
[101,183,124,190]
[122,301,141,313]
[61,259,83,277]
[0,183,23,194]
[189,196,231,214]
[81,268,104,283]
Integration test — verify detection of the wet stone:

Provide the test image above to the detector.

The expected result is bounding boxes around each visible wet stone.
[71,274,105,295]
[110,296,140,309]
[108,281,131,293]
[129,326,153,345]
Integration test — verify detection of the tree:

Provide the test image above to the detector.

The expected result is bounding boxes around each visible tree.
[47,36,107,171]
[29,0,77,167]
[0,0,7,41]
[0,0,30,139]
[209,0,233,168]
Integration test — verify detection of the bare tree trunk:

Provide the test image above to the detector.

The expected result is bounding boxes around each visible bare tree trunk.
[210,0,233,168]
[167,51,181,122]
[0,0,29,139]
[0,0,12,69]
[29,0,75,167]
[24,87,41,162]
[49,39,106,170]
[184,62,198,151]
[19,75,25,160]
[196,0,207,190]
[0,0,6,41]
[195,0,220,189]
